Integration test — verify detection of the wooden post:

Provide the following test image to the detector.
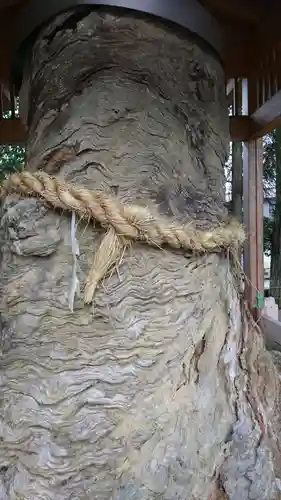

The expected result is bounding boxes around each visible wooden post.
[255,138,264,310]
[243,138,264,317]
[242,77,264,317]
[232,78,243,222]
[232,142,243,222]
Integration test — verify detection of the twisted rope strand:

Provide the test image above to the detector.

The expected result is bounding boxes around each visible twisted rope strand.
[0,171,245,304]
[0,171,245,252]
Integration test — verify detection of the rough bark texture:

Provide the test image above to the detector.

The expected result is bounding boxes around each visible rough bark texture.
[1,8,281,499]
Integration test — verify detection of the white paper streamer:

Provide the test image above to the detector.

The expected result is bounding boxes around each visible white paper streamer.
[68,211,80,312]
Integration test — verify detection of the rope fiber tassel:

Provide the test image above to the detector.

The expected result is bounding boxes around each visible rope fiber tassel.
[84,228,127,304]
[0,170,246,306]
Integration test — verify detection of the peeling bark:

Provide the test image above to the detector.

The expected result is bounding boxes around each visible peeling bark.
[1,9,281,499]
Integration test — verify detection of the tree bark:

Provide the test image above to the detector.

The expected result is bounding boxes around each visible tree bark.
[1,8,281,499]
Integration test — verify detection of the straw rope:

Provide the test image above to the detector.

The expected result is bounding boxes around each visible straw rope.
[0,171,245,304]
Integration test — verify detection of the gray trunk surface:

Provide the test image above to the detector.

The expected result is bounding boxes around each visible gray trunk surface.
[1,8,281,500]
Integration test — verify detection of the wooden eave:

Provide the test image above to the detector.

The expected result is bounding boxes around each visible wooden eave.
[0,0,281,143]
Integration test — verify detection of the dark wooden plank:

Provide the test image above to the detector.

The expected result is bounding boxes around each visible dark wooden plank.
[249,115,281,140]
[230,113,281,142]
[229,115,258,141]
[0,118,26,144]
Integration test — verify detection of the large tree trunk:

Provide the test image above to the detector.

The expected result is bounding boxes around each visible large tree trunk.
[1,8,281,499]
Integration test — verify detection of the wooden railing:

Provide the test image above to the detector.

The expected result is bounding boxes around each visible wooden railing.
[248,43,281,115]
[228,41,281,142]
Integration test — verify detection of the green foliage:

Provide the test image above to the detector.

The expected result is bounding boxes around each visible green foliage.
[0,144,25,180]
[263,132,276,197]
[0,98,25,180]
[262,132,276,258]
[264,216,274,255]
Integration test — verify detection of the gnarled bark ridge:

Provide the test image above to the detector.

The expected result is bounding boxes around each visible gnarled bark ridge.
[1,8,281,499]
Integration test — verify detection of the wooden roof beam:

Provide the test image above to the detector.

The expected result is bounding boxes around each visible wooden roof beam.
[229,116,258,141]
[201,0,263,24]
[230,89,281,141]
[251,90,281,128]
[249,89,281,138]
